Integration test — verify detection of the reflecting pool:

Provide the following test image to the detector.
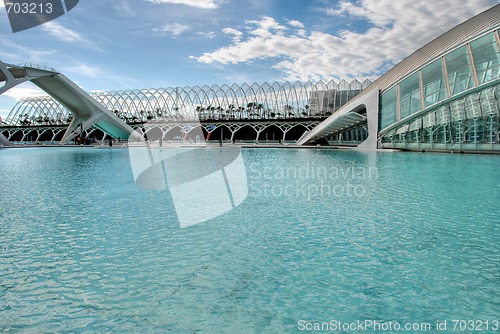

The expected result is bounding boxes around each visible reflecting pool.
[0,147,498,332]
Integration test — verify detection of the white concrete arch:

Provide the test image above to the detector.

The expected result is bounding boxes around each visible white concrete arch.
[0,60,137,143]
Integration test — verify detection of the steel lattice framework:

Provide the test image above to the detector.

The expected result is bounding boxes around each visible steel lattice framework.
[4,79,372,126]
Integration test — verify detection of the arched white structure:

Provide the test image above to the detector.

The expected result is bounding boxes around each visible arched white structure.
[2,79,371,143]
[0,61,137,143]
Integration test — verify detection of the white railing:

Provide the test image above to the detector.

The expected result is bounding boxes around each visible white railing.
[15,62,59,73]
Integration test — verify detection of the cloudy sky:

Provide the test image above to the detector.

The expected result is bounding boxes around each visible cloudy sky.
[0,0,497,119]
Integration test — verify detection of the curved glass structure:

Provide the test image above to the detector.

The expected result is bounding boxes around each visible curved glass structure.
[379,29,500,150]
[4,79,371,127]
[298,5,499,152]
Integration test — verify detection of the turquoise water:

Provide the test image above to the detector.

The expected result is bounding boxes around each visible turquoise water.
[0,147,498,333]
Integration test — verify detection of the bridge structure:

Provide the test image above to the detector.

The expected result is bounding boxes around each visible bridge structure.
[0,60,138,146]
[0,118,322,144]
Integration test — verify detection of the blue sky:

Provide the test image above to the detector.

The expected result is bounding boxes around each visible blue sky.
[0,0,497,120]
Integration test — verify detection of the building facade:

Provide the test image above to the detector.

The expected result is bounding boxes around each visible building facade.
[378,27,499,151]
[1,5,499,151]
[298,4,500,152]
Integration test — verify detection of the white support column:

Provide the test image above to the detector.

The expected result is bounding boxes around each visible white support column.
[357,89,380,149]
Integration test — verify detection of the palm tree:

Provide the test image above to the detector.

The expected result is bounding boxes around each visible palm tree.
[305,105,310,118]
[257,104,264,118]
[227,104,236,119]
[237,106,245,120]
[328,102,335,114]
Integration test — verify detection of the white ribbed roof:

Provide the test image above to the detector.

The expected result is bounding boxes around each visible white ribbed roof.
[373,4,500,95]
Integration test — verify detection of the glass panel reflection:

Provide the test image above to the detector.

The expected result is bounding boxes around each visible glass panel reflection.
[399,73,421,119]
[471,32,500,84]
[379,86,397,130]
[446,46,474,95]
[422,59,446,107]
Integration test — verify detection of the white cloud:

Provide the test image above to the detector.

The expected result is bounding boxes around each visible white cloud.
[114,1,135,17]
[197,31,216,39]
[60,62,137,86]
[41,21,91,44]
[222,27,243,43]
[194,0,496,81]
[63,63,100,78]
[144,0,224,9]
[286,19,304,28]
[0,40,57,63]
[326,1,390,25]
[153,23,191,37]
[296,29,307,38]
[246,16,288,38]
[1,85,46,101]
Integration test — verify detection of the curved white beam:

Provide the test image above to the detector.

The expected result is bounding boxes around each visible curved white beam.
[0,60,139,143]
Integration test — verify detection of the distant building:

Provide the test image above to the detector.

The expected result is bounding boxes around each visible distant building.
[309,80,371,115]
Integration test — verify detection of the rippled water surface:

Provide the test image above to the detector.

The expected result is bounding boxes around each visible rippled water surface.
[0,147,498,333]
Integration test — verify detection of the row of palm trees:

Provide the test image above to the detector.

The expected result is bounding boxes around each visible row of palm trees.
[196,102,317,120]
[11,101,337,127]
[16,113,73,126]
[111,102,334,123]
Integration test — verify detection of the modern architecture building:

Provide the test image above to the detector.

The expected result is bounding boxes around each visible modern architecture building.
[0,61,136,144]
[1,80,370,143]
[298,4,500,152]
[1,4,498,152]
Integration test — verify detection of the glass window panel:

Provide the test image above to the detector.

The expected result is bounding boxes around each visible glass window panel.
[450,99,467,121]
[379,86,397,130]
[436,105,451,125]
[480,87,498,115]
[465,93,482,118]
[422,59,446,107]
[471,32,500,84]
[446,46,474,95]
[399,72,421,119]
[422,111,436,128]
[409,117,422,131]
